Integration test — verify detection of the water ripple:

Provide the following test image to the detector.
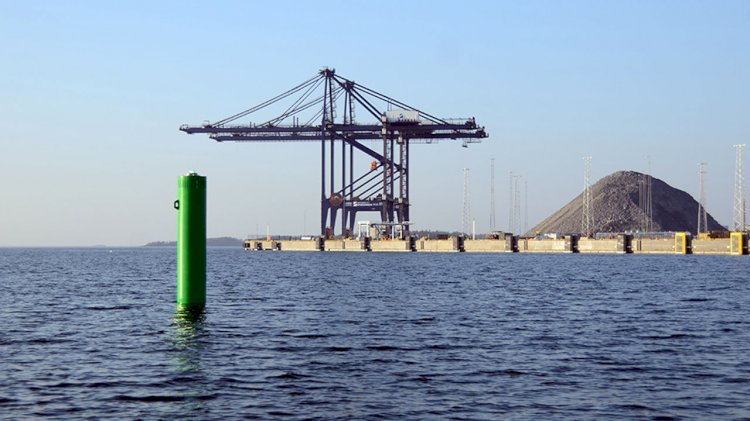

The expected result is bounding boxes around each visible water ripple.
[1,248,750,419]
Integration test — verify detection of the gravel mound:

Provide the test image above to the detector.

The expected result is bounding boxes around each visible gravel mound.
[527,170,723,235]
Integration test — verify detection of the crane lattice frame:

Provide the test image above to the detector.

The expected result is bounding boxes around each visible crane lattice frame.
[180,68,488,238]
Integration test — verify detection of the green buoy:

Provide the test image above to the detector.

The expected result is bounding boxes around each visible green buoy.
[175,172,206,309]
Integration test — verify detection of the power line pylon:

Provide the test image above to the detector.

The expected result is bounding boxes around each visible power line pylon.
[524,179,528,234]
[514,175,521,234]
[508,171,518,234]
[639,159,654,232]
[462,168,471,236]
[508,174,522,234]
[582,156,592,236]
[646,158,653,232]
[733,144,746,231]
[490,158,496,232]
[180,68,487,238]
[697,162,708,234]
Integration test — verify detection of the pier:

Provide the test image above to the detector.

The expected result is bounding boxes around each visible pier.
[244,232,749,256]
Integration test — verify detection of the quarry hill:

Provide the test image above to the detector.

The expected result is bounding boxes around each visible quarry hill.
[528,170,724,235]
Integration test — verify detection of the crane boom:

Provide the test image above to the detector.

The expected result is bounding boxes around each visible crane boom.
[180,68,489,239]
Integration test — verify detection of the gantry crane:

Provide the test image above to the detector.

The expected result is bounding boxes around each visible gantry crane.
[180,68,488,239]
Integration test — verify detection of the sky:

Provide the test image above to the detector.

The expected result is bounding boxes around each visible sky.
[1,0,749,246]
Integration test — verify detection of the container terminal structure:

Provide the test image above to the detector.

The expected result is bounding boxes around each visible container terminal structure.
[180,68,487,239]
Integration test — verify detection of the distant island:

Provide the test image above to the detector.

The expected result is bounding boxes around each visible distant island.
[145,237,243,247]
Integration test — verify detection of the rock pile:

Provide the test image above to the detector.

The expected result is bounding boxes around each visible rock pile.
[527,170,724,235]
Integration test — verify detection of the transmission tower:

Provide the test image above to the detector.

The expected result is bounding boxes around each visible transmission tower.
[508,171,516,233]
[490,158,496,232]
[508,172,523,234]
[524,179,528,234]
[512,175,522,234]
[733,144,746,231]
[697,162,708,234]
[639,158,654,232]
[646,159,653,232]
[638,175,647,231]
[582,156,592,236]
[462,168,471,236]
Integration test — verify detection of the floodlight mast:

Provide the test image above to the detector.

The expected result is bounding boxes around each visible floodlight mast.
[180,68,488,239]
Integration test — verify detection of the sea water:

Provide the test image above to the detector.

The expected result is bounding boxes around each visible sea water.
[1,248,749,419]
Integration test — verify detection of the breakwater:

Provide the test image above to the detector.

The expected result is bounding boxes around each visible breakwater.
[245,232,749,255]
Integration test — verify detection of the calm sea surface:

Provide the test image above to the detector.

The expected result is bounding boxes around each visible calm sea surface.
[1,247,749,420]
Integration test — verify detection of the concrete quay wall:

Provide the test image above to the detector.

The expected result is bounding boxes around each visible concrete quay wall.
[324,239,365,252]
[520,238,575,253]
[463,239,513,253]
[577,238,627,254]
[371,240,413,252]
[633,238,676,254]
[692,239,731,255]
[280,240,322,251]
[244,240,276,251]
[246,233,750,255]
[418,238,459,252]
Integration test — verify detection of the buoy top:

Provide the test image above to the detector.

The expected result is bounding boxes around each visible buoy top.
[186,171,199,176]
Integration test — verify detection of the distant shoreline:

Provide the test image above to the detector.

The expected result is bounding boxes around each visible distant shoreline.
[144,237,243,247]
